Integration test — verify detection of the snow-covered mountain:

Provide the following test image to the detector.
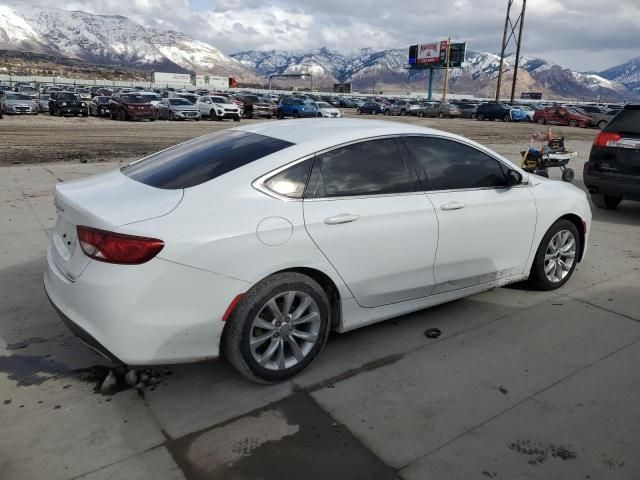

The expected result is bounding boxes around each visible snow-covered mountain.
[600,57,640,96]
[0,1,258,80]
[232,48,635,100]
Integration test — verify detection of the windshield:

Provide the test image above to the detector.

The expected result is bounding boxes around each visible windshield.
[211,96,231,104]
[95,97,109,104]
[20,87,36,92]
[316,102,331,109]
[169,99,192,106]
[142,94,161,102]
[122,94,147,104]
[7,93,33,101]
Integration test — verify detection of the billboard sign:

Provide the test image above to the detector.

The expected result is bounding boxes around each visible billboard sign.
[408,42,466,68]
[521,92,543,100]
[333,83,352,94]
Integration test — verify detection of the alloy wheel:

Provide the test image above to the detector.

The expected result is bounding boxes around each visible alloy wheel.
[249,291,321,371]
[544,230,576,283]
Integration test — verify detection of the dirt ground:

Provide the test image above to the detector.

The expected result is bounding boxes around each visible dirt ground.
[0,111,599,165]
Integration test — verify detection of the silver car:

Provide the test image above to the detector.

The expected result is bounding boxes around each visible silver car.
[1,92,38,115]
[157,98,201,121]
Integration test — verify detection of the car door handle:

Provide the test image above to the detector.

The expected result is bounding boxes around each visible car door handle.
[324,214,361,225]
[440,202,467,211]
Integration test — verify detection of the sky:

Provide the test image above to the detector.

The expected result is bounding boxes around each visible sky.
[51,0,640,71]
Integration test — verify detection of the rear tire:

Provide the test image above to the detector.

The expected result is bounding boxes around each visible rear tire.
[598,120,608,129]
[418,111,425,118]
[529,219,580,291]
[223,272,331,383]
[438,112,444,119]
[537,117,546,125]
[503,114,511,122]
[569,119,578,127]
[590,193,622,209]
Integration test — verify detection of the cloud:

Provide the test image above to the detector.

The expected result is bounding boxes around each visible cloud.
[41,0,640,70]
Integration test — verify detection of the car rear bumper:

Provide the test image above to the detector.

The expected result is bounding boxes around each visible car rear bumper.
[130,112,156,120]
[44,245,250,365]
[584,173,640,201]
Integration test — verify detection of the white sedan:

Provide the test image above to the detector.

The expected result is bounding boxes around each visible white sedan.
[44,119,591,382]
[312,101,343,118]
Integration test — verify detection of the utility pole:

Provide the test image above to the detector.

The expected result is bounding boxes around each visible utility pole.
[442,37,452,103]
[495,0,527,104]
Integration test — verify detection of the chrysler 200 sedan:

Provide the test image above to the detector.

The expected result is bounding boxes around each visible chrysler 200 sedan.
[44,119,591,382]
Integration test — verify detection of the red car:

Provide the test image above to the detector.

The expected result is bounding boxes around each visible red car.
[109,92,156,121]
[533,107,590,128]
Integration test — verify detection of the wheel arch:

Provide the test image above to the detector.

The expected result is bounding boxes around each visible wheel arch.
[559,213,586,262]
[274,267,342,330]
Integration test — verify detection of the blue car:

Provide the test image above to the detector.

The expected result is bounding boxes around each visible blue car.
[509,106,528,122]
[277,98,318,118]
[357,101,386,115]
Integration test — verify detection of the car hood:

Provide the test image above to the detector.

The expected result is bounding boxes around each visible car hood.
[214,103,237,108]
[320,107,340,114]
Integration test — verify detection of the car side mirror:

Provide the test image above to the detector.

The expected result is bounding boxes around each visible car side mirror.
[506,169,523,187]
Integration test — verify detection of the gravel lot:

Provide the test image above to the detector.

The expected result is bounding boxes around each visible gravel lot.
[0,111,600,165]
[2,114,640,480]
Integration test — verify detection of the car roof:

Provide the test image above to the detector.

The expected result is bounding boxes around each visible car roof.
[232,119,468,150]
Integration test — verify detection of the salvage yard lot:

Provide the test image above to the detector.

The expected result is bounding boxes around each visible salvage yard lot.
[1,114,639,480]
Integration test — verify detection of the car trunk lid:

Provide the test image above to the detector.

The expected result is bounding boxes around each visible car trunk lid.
[51,170,183,281]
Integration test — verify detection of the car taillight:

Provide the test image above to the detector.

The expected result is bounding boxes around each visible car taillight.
[593,132,621,147]
[77,226,164,265]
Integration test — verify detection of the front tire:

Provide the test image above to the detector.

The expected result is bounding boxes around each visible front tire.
[529,219,580,290]
[477,113,484,121]
[537,117,546,125]
[590,193,622,209]
[223,272,331,383]
[569,119,578,127]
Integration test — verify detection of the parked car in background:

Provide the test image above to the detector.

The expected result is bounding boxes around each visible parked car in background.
[89,96,111,117]
[311,101,343,118]
[533,107,590,128]
[34,93,50,113]
[171,93,199,105]
[339,97,358,108]
[455,103,478,119]
[476,103,514,122]
[139,92,162,111]
[590,109,617,130]
[196,95,241,121]
[387,100,418,116]
[1,92,38,115]
[357,101,386,115]
[44,119,591,382]
[16,85,38,99]
[576,105,608,116]
[512,105,535,122]
[109,92,156,121]
[277,97,317,118]
[48,92,87,117]
[157,98,201,121]
[75,88,92,102]
[413,102,462,119]
[236,94,273,119]
[584,104,640,209]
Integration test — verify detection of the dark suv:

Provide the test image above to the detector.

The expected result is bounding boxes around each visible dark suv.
[476,103,512,122]
[49,92,88,117]
[583,105,640,209]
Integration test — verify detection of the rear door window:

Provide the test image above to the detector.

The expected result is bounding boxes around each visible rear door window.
[306,138,416,198]
[122,130,294,189]
[403,136,508,190]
